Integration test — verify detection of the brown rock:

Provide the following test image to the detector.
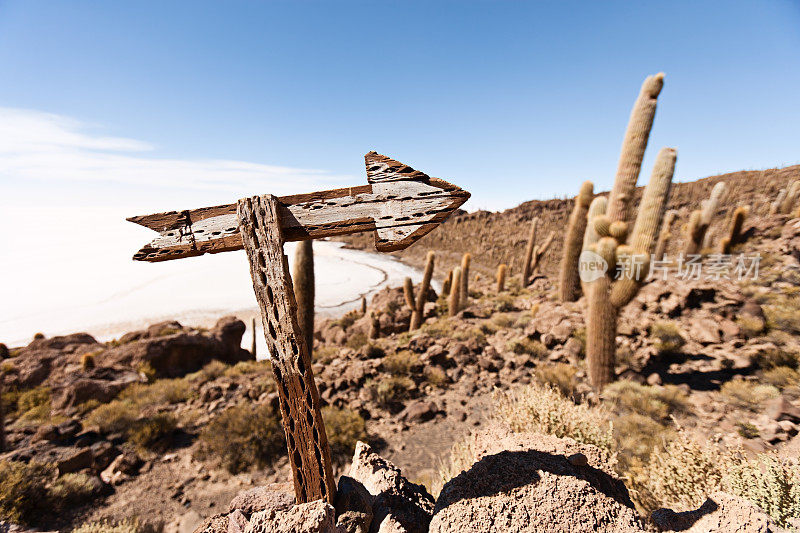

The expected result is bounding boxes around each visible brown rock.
[193,514,229,533]
[228,483,295,517]
[348,442,435,533]
[56,447,93,475]
[429,427,642,533]
[652,492,784,532]
[765,396,800,423]
[245,500,336,533]
[335,476,373,533]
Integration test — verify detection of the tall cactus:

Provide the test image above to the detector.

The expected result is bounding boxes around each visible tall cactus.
[584,147,676,389]
[606,73,664,223]
[531,231,555,277]
[559,181,594,301]
[521,217,540,286]
[293,240,315,354]
[449,267,462,317]
[251,318,257,358]
[654,209,677,261]
[403,251,435,331]
[719,205,748,254]
[460,253,471,309]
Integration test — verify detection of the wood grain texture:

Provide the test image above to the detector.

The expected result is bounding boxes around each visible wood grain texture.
[237,194,335,505]
[129,152,470,261]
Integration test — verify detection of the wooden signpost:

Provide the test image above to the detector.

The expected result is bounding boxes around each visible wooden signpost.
[128,152,470,503]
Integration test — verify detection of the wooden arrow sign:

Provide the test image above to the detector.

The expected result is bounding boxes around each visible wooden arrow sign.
[128,152,470,261]
[127,152,469,506]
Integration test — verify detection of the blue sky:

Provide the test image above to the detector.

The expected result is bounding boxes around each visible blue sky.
[1,0,799,212]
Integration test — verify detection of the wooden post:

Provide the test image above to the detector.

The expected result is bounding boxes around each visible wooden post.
[237,194,335,504]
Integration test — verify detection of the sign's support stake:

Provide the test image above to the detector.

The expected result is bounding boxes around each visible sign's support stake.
[237,194,335,504]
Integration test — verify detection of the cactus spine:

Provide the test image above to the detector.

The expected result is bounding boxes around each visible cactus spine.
[404,251,436,331]
[559,181,594,301]
[606,73,664,224]
[521,217,540,286]
[460,253,471,309]
[496,264,507,292]
[654,209,677,261]
[583,74,674,391]
[449,267,462,317]
[719,206,748,254]
[292,240,315,354]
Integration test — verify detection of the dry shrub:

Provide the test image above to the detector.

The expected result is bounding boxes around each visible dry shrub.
[197,403,284,473]
[373,375,414,406]
[382,350,420,375]
[506,337,547,358]
[764,294,800,335]
[736,315,766,338]
[49,472,100,510]
[188,360,227,384]
[119,378,191,407]
[16,386,51,421]
[751,346,799,370]
[85,401,138,434]
[613,413,672,474]
[603,381,688,422]
[345,331,368,350]
[452,327,487,346]
[494,383,613,454]
[650,321,686,355]
[761,366,800,393]
[535,363,577,397]
[434,432,481,497]
[726,454,800,528]
[322,406,366,460]
[490,313,515,329]
[72,520,144,533]
[313,345,339,363]
[424,366,447,387]
[127,413,177,451]
[224,360,270,377]
[720,378,779,410]
[0,461,51,523]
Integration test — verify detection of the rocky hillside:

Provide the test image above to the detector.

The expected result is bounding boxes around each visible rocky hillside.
[341,164,800,279]
[3,172,800,531]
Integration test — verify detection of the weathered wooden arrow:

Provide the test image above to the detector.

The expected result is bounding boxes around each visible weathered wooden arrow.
[129,151,470,261]
[128,152,469,505]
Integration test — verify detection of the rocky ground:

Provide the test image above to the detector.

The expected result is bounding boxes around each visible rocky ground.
[3,170,800,531]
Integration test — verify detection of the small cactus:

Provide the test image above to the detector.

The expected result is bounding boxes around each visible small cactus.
[404,251,435,331]
[521,217,540,286]
[653,209,677,261]
[496,263,507,292]
[368,312,380,340]
[449,267,462,317]
[293,240,315,354]
[530,231,555,277]
[460,253,471,309]
[360,296,367,315]
[559,181,594,301]
[81,352,96,370]
[719,205,748,254]
[685,182,726,255]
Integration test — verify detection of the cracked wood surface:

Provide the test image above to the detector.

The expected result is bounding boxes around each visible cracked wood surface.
[129,152,470,261]
[238,194,336,504]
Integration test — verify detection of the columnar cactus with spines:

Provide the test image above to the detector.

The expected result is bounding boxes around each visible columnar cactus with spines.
[771,189,787,215]
[559,181,594,301]
[403,251,435,331]
[442,270,453,297]
[360,297,367,315]
[654,209,677,261]
[368,312,380,340]
[460,253,471,309]
[719,206,748,254]
[521,217,540,286]
[293,240,315,354]
[684,182,726,255]
[779,181,800,214]
[496,264,507,292]
[581,74,674,390]
[584,148,676,389]
[449,267,462,317]
[606,73,664,223]
[531,231,555,277]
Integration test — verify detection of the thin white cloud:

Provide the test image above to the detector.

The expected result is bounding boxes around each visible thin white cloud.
[0,107,348,194]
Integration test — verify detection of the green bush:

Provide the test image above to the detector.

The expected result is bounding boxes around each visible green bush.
[16,386,51,421]
[85,400,138,434]
[197,404,284,473]
[322,406,367,460]
[119,378,191,407]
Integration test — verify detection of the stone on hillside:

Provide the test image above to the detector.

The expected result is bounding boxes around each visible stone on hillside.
[652,492,784,532]
[228,483,295,517]
[347,441,435,533]
[192,514,229,533]
[335,476,373,533]
[245,500,336,533]
[429,427,642,533]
